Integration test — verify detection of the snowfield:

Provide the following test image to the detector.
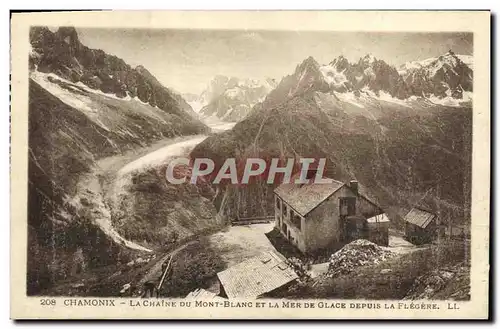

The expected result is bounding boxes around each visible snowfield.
[428,92,473,107]
[319,64,348,87]
[333,91,365,108]
[30,71,100,114]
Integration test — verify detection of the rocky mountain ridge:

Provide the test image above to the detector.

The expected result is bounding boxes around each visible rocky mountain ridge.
[29,26,199,120]
[399,51,473,99]
[264,51,473,109]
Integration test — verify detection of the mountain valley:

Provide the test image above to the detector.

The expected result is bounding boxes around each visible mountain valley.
[26,26,473,300]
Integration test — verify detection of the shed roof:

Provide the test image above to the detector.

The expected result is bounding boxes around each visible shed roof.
[185,288,225,301]
[274,179,345,216]
[404,208,436,228]
[216,251,298,299]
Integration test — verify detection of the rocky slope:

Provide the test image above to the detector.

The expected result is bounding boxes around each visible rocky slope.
[27,26,210,295]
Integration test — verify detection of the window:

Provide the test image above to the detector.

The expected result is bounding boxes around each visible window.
[291,212,302,230]
[340,197,356,216]
[282,204,288,218]
[282,222,288,234]
[275,197,281,210]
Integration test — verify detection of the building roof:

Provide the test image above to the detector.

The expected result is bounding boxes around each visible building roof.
[366,213,390,223]
[216,251,298,299]
[274,179,345,216]
[185,288,225,301]
[404,208,436,228]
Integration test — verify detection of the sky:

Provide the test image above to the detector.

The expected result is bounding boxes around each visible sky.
[75,28,473,95]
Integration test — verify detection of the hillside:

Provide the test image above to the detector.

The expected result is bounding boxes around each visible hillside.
[109,145,227,249]
[27,26,211,295]
[191,54,472,228]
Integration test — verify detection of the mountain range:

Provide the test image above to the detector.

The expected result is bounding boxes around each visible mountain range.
[264,51,472,109]
[185,50,472,123]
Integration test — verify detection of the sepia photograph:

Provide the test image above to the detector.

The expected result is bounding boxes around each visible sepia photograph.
[10,10,490,319]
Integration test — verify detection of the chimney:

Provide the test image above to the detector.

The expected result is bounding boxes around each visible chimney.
[349,180,359,194]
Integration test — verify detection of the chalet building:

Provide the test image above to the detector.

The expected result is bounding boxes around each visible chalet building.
[273,178,389,254]
[403,207,438,245]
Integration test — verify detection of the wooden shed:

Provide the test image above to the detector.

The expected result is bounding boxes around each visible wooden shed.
[403,207,438,245]
[185,288,226,301]
[216,251,298,299]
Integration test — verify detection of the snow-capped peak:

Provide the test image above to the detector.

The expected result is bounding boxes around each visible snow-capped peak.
[436,50,462,66]
[319,62,348,88]
[456,55,473,70]
[361,53,376,64]
[328,55,350,72]
[268,50,474,115]
[296,56,320,74]
[198,75,278,121]
[399,50,473,76]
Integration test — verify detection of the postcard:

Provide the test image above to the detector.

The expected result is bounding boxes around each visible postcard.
[10,10,490,319]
